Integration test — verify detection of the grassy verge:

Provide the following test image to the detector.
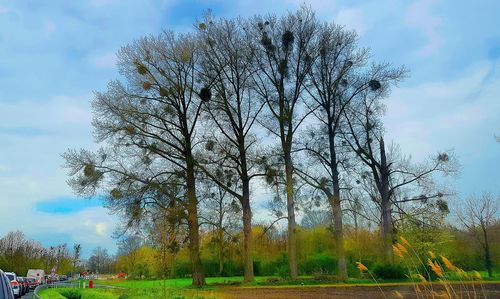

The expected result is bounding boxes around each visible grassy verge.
[95,272,499,289]
[38,288,122,299]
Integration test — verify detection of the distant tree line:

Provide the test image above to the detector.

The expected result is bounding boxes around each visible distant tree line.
[62,7,496,286]
[0,231,120,276]
[0,231,77,275]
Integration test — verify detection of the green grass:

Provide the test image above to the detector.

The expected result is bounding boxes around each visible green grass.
[38,287,217,299]
[38,288,122,299]
[95,276,274,289]
[94,272,500,290]
[41,274,499,299]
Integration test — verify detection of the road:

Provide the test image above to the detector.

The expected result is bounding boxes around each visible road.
[20,290,34,299]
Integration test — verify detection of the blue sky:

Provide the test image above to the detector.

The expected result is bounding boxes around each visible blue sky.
[0,0,499,257]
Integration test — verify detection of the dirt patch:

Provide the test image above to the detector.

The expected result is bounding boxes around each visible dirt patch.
[212,282,500,299]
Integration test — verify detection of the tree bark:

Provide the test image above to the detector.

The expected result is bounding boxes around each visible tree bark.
[284,152,298,280]
[482,224,493,278]
[218,228,224,276]
[328,128,347,279]
[239,135,255,282]
[241,183,254,282]
[379,138,393,263]
[186,157,205,286]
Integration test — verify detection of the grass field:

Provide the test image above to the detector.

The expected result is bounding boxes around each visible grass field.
[38,288,123,299]
[38,272,500,299]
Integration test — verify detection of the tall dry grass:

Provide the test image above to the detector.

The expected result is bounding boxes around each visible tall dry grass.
[356,236,489,299]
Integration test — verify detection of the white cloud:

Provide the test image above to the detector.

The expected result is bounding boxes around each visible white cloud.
[406,0,443,56]
[95,222,107,236]
[0,94,117,255]
[384,62,500,160]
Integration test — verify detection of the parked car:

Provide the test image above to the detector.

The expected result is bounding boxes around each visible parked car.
[16,278,28,296]
[22,277,30,294]
[0,270,15,299]
[3,273,19,299]
[14,278,23,297]
[27,278,38,290]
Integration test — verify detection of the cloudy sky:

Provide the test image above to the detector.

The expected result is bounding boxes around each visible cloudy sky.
[0,0,499,257]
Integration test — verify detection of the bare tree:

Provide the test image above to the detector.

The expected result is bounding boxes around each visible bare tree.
[88,246,113,274]
[196,15,264,282]
[457,193,499,277]
[296,21,405,278]
[63,31,207,285]
[343,76,457,262]
[199,181,240,276]
[73,244,81,274]
[117,236,142,277]
[250,7,318,280]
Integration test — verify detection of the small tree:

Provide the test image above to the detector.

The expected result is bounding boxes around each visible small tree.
[457,193,498,277]
[73,244,81,274]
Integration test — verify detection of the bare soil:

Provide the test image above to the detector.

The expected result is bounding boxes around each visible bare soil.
[211,282,500,299]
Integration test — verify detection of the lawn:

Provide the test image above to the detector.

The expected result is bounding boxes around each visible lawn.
[38,288,123,299]
[39,273,500,299]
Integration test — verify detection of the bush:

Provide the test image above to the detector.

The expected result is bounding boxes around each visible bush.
[299,253,336,275]
[373,263,406,280]
[253,259,262,276]
[59,288,82,299]
[274,253,290,278]
[173,260,191,278]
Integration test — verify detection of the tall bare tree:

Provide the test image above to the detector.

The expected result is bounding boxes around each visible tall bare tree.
[196,16,264,282]
[297,22,388,279]
[63,31,207,285]
[250,7,318,280]
[344,89,457,261]
[457,193,498,277]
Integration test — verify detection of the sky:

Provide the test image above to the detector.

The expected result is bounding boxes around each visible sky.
[0,0,499,257]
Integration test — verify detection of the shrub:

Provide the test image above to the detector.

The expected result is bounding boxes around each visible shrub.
[299,253,336,275]
[59,288,82,299]
[373,263,406,280]
[274,253,290,278]
[253,259,262,276]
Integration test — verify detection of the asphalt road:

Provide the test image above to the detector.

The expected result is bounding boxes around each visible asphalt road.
[20,290,34,299]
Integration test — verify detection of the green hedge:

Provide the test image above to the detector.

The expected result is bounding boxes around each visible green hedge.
[372,263,406,279]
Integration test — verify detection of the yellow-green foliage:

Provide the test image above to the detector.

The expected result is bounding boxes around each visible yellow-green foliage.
[113,223,499,279]
[116,245,158,279]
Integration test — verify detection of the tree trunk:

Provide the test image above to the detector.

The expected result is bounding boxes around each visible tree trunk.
[241,179,254,282]
[482,225,493,277]
[328,128,347,280]
[330,192,347,280]
[379,138,393,263]
[186,157,205,286]
[238,134,255,282]
[218,228,224,276]
[284,152,298,280]
[380,192,393,262]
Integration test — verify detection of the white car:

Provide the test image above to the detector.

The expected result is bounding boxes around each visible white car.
[0,270,15,299]
[4,272,20,299]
